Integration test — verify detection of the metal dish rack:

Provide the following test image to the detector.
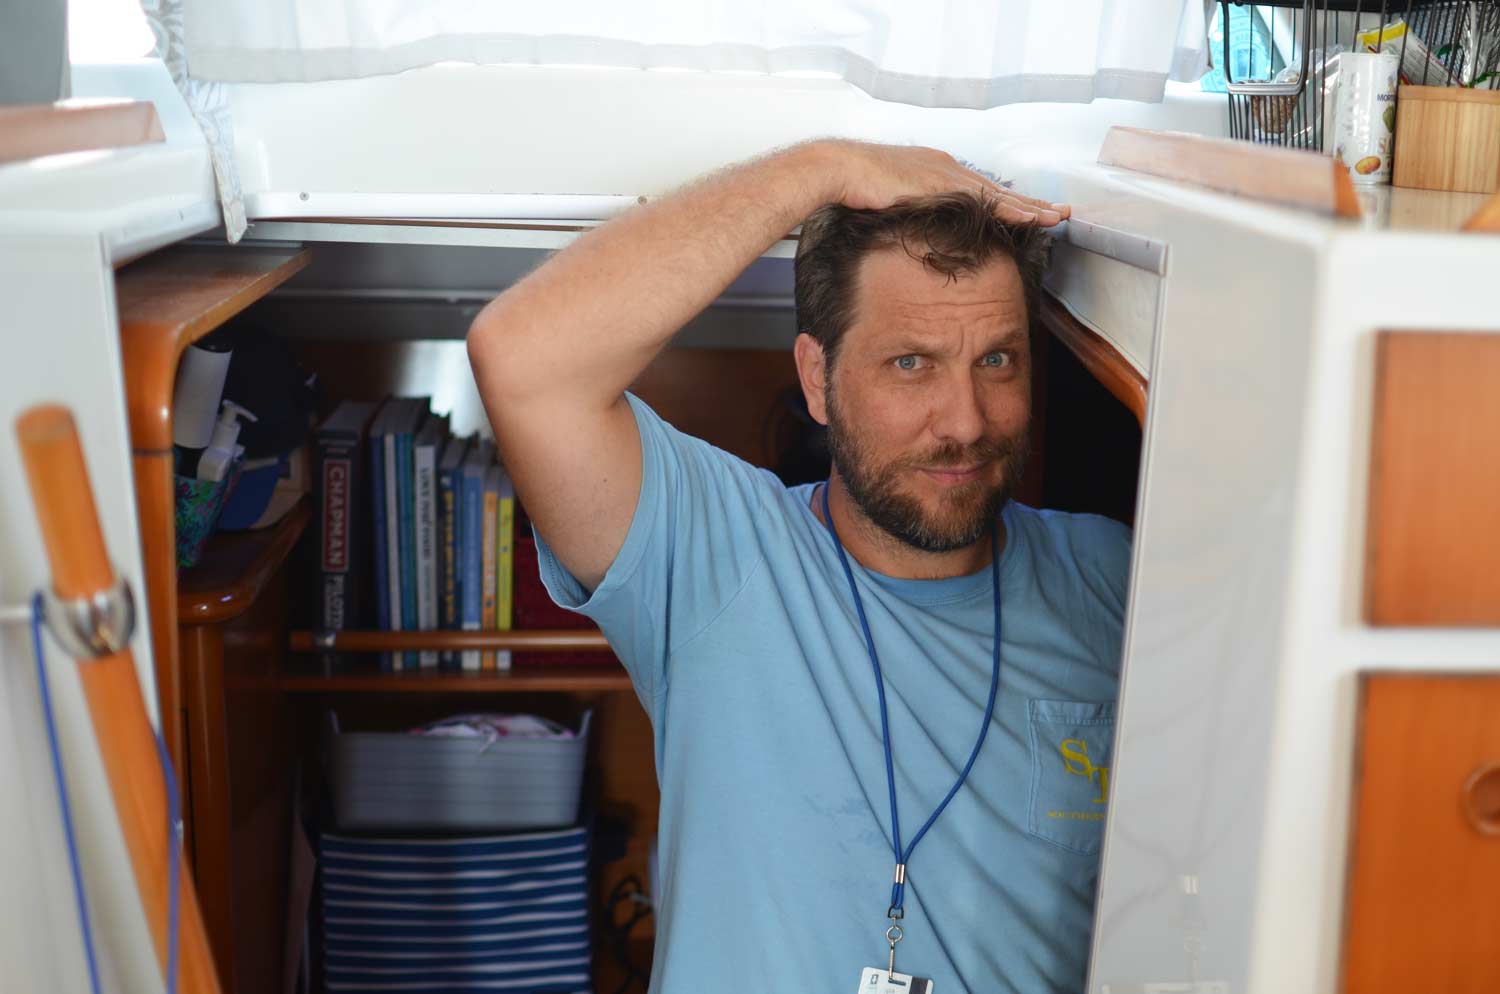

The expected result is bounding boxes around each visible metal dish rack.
[1222,0,1500,148]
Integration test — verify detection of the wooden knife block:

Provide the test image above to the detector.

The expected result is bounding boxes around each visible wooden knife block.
[1393,85,1500,194]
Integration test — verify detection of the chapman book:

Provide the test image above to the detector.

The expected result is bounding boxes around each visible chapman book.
[315,400,378,633]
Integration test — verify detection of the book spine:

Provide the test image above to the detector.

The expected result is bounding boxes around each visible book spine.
[481,486,498,671]
[460,471,482,671]
[414,441,438,668]
[369,432,392,672]
[316,430,358,632]
[346,432,366,635]
[387,431,405,650]
[397,430,418,669]
[495,490,515,671]
[438,466,456,669]
[454,463,468,652]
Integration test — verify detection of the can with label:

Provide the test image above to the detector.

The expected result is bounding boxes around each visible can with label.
[1335,51,1400,185]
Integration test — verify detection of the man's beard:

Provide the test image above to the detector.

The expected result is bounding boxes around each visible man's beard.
[825,389,1029,554]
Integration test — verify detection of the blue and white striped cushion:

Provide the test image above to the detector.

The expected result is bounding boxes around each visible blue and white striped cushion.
[320,827,592,993]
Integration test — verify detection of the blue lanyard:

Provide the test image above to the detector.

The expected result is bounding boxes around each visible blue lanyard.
[820,482,1003,921]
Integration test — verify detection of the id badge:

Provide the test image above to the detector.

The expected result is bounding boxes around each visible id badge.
[856,967,933,994]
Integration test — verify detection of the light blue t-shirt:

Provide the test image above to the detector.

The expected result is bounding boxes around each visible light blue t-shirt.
[536,394,1131,994]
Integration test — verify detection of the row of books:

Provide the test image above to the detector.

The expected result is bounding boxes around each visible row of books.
[314,398,517,671]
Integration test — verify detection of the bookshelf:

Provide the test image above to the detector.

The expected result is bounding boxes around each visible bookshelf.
[173,469,648,992]
[178,503,621,681]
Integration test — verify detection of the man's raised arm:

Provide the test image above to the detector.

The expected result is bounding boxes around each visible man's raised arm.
[466,139,1065,590]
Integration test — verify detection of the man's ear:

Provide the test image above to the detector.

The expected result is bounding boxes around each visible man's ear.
[794,333,830,426]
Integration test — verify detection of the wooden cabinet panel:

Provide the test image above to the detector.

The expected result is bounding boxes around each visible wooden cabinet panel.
[1365,332,1500,625]
[1341,674,1500,994]
[118,245,310,787]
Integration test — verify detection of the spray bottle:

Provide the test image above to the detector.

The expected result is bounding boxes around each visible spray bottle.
[196,400,258,483]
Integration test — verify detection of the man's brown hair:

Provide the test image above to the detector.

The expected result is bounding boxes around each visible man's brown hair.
[793,191,1049,368]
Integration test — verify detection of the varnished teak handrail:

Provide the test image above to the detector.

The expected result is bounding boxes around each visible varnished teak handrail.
[1041,295,1148,427]
[15,404,222,994]
[1099,126,1362,219]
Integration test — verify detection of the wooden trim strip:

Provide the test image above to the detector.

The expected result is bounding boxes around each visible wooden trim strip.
[131,451,183,810]
[179,624,234,993]
[1040,294,1148,426]
[0,99,164,165]
[14,404,222,994]
[1099,126,1361,219]
[289,629,612,653]
[261,664,634,695]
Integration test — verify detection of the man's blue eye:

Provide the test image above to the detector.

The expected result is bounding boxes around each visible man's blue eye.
[981,352,1011,368]
[896,356,919,370]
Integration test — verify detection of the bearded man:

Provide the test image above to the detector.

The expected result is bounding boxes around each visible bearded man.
[468,139,1131,994]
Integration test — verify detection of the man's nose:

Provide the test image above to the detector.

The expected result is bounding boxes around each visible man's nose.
[930,369,985,447]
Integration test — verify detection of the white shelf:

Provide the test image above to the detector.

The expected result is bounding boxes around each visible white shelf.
[243,216,799,257]
[0,143,219,265]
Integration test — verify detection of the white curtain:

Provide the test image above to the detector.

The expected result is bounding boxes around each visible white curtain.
[183,0,1213,110]
[145,0,248,241]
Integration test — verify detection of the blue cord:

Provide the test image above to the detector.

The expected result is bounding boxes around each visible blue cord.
[819,484,1004,917]
[157,729,180,994]
[30,592,103,994]
[29,592,182,994]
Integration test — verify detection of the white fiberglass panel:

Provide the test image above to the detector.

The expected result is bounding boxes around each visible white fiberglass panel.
[1248,230,1500,994]
[1043,240,1160,374]
[225,63,1224,217]
[1042,161,1500,994]
[1089,203,1325,994]
[0,232,166,994]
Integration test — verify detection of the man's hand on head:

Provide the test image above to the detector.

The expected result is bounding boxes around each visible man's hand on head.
[472,136,1066,591]
[811,139,1070,226]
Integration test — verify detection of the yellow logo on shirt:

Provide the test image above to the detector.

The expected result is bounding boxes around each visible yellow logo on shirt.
[1059,738,1110,804]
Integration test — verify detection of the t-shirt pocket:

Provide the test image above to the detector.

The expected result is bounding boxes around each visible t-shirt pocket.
[1026,698,1117,855]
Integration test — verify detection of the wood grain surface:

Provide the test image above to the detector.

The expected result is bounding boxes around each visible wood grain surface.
[1099,126,1362,217]
[1393,86,1500,195]
[1365,332,1500,625]
[1342,674,1500,994]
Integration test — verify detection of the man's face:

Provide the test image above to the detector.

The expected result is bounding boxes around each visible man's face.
[812,247,1032,553]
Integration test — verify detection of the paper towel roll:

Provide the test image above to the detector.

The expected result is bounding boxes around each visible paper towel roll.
[172,342,232,448]
[1335,51,1400,185]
